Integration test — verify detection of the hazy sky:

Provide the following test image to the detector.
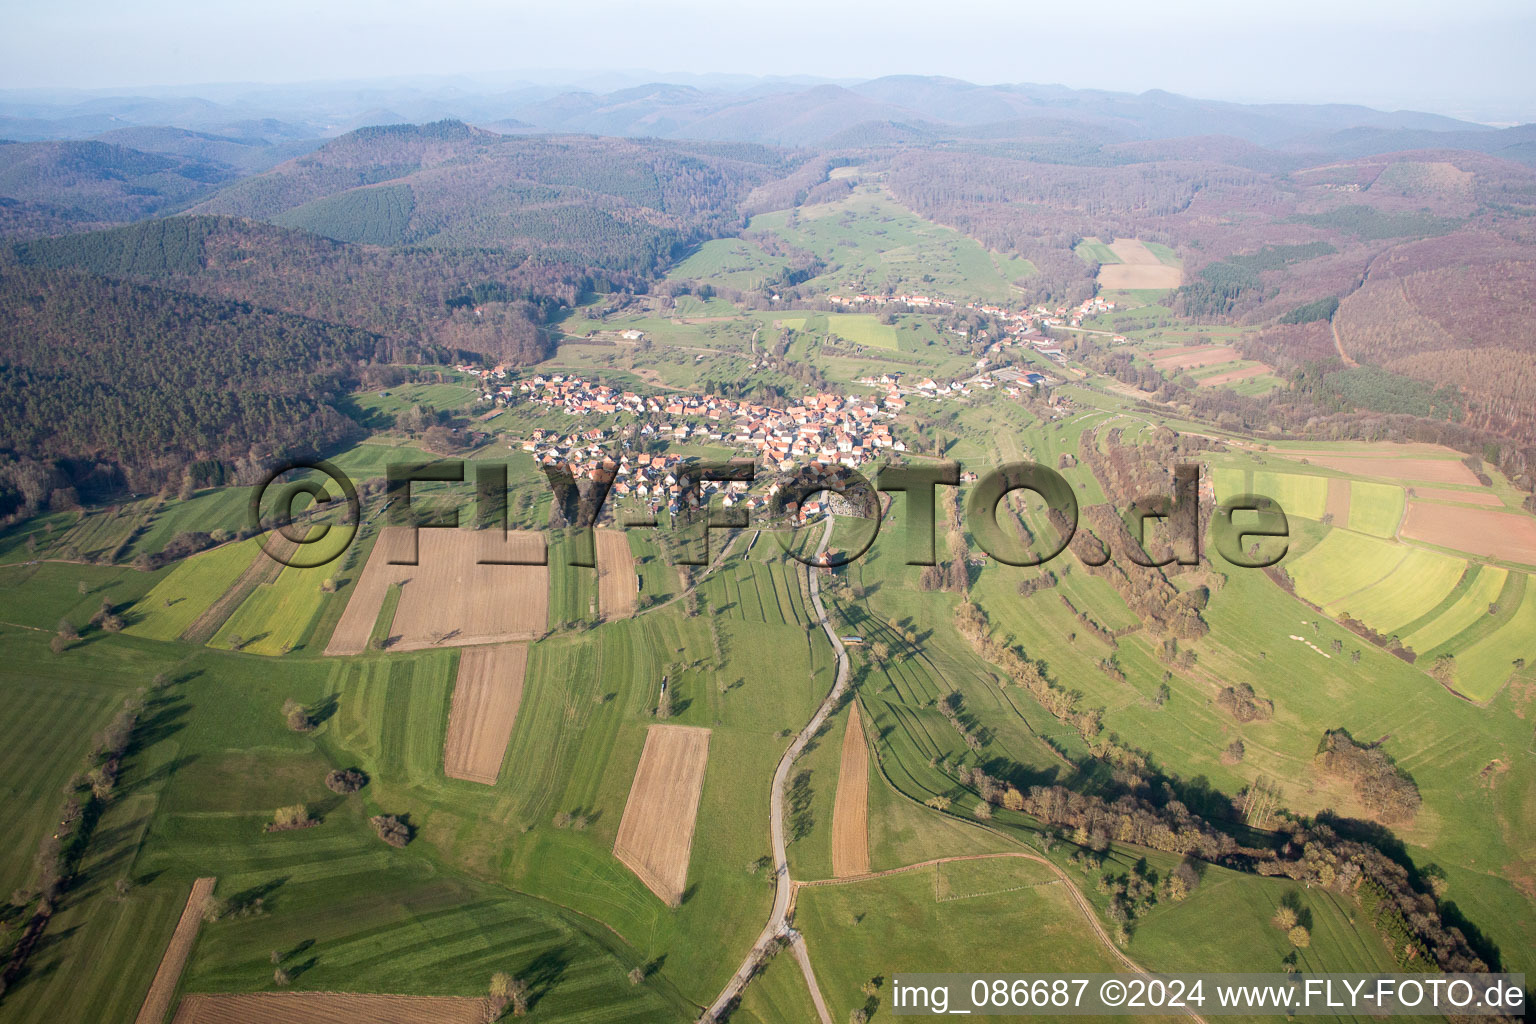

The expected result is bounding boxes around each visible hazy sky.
[5,0,1534,122]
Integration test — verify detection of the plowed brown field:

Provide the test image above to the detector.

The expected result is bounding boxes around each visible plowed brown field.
[443,644,528,784]
[1325,478,1351,525]
[325,528,547,655]
[1151,345,1239,370]
[830,703,870,878]
[1401,503,1536,565]
[1274,454,1480,485]
[595,529,637,619]
[1097,238,1182,290]
[613,724,711,905]
[171,992,487,1023]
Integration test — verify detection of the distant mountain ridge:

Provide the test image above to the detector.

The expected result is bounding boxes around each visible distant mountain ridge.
[2,75,1527,160]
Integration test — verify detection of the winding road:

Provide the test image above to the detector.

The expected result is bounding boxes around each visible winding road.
[704,516,847,1023]
[702,516,1205,1024]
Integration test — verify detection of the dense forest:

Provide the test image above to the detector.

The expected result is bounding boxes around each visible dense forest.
[0,266,377,504]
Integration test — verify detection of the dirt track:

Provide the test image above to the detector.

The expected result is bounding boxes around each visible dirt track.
[171,992,487,1023]
[613,724,711,905]
[595,529,637,619]
[830,702,869,877]
[136,876,216,1024]
[325,528,548,654]
[443,644,528,784]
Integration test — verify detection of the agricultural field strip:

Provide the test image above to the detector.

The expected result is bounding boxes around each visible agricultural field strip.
[612,724,711,904]
[170,992,489,1024]
[830,701,870,878]
[442,644,529,785]
[135,876,217,1024]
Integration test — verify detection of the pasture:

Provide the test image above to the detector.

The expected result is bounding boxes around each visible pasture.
[1212,466,1329,520]
[795,858,1122,1022]
[743,185,1035,302]
[1346,480,1405,537]
[172,993,486,1023]
[824,312,898,349]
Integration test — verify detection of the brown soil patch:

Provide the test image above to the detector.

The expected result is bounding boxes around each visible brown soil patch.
[1407,486,1503,507]
[1275,454,1480,485]
[443,644,528,785]
[1324,478,1352,525]
[830,703,870,878]
[171,992,487,1023]
[325,529,548,655]
[613,724,711,905]
[595,529,637,619]
[1098,264,1183,289]
[1097,240,1181,289]
[1400,503,1536,565]
[1197,364,1272,387]
[181,535,296,645]
[1151,345,1239,370]
[136,877,217,1024]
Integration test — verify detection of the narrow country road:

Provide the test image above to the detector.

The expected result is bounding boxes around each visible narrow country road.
[704,515,846,1023]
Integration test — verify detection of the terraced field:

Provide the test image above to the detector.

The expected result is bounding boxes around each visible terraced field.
[1403,566,1508,654]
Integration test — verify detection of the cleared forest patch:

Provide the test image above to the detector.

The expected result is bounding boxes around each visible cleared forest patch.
[1098,238,1182,289]
[831,702,870,878]
[613,724,711,905]
[325,528,548,655]
[443,644,528,785]
[1197,363,1272,387]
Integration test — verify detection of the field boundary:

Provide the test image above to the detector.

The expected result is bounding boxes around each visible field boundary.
[135,875,216,1024]
[180,535,296,645]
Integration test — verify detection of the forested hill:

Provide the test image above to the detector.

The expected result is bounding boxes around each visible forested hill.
[9,215,602,365]
[189,122,791,273]
[0,265,376,490]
